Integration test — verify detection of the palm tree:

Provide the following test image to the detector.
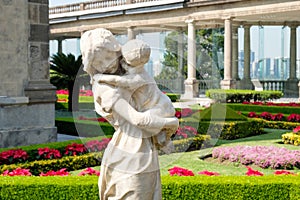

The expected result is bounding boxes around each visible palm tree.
[50,53,85,111]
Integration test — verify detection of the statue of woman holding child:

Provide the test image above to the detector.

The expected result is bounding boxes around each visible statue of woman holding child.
[80,28,179,200]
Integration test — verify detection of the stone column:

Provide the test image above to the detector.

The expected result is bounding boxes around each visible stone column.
[286,24,298,97]
[57,38,63,54]
[232,26,240,82]
[177,29,185,93]
[241,25,253,89]
[220,17,235,89]
[127,26,136,40]
[182,19,199,99]
[0,1,56,148]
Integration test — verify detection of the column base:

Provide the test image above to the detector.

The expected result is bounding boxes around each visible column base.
[220,79,236,89]
[181,78,199,99]
[0,127,57,148]
[285,78,299,97]
[240,78,254,90]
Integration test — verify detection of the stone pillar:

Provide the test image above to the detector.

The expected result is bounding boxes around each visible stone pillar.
[0,0,56,148]
[182,19,199,99]
[232,26,240,84]
[285,24,298,97]
[177,29,185,93]
[57,38,63,54]
[220,17,235,89]
[127,26,136,40]
[241,25,253,89]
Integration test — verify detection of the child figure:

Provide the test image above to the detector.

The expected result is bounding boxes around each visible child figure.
[94,39,176,153]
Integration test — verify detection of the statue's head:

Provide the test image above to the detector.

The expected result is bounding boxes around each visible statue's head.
[80,28,121,77]
[121,39,151,68]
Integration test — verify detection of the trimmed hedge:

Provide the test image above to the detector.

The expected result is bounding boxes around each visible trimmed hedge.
[55,118,114,137]
[282,132,300,146]
[0,176,300,200]
[206,89,283,103]
[228,104,300,115]
[0,152,102,176]
[251,118,300,130]
[179,120,264,140]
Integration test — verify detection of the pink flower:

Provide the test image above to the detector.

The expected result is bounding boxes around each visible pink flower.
[168,166,194,176]
[78,167,100,176]
[198,170,220,176]
[248,112,257,118]
[2,168,32,176]
[245,166,263,176]
[85,138,111,152]
[40,168,69,176]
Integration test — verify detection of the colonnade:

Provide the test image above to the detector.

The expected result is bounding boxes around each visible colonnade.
[53,19,299,98]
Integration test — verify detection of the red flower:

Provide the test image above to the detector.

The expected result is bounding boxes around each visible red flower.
[168,166,194,176]
[85,138,111,152]
[293,126,300,134]
[38,147,62,159]
[181,108,193,117]
[274,170,296,175]
[175,110,182,118]
[65,143,87,156]
[78,167,100,176]
[2,168,32,176]
[248,112,257,118]
[198,170,220,176]
[245,166,263,176]
[0,149,28,164]
[40,168,69,176]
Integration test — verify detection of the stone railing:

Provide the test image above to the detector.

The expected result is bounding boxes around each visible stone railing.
[260,80,285,91]
[49,0,161,15]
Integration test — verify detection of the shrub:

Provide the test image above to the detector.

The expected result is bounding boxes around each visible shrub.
[0,176,300,199]
[206,89,283,103]
[0,152,102,176]
[55,117,115,137]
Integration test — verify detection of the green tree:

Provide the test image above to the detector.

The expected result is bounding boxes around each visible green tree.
[50,53,85,111]
[158,28,224,81]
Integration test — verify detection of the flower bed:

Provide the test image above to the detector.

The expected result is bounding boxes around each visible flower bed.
[282,126,300,146]
[212,146,300,169]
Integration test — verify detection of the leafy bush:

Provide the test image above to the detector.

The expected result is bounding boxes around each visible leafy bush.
[1,176,300,200]
[0,152,102,176]
[55,117,114,137]
[228,103,300,115]
[206,89,283,103]
[180,120,264,140]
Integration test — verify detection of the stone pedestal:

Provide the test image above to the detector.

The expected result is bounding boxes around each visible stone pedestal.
[182,78,199,99]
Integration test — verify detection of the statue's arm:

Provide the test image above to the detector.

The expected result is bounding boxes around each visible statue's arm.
[93,74,145,89]
[113,98,179,136]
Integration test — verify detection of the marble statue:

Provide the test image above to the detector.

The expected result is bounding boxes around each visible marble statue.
[94,39,176,153]
[80,28,179,200]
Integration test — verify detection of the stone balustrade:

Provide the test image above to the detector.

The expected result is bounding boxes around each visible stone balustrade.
[260,80,285,92]
[49,0,161,14]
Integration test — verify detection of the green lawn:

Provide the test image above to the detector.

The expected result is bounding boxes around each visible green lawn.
[159,128,300,176]
[71,129,300,176]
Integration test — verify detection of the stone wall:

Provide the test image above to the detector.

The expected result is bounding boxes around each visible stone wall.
[0,0,57,148]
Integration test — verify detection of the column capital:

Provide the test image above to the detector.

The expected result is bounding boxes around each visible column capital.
[185,18,195,24]
[243,24,251,29]
[222,16,234,21]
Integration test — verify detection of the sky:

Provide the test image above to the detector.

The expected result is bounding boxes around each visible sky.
[49,0,300,62]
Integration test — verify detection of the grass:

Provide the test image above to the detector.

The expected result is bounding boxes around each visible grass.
[159,128,300,176]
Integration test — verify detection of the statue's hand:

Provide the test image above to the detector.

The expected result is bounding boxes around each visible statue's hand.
[93,74,102,83]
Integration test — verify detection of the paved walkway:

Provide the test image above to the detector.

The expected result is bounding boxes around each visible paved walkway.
[57,134,81,142]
